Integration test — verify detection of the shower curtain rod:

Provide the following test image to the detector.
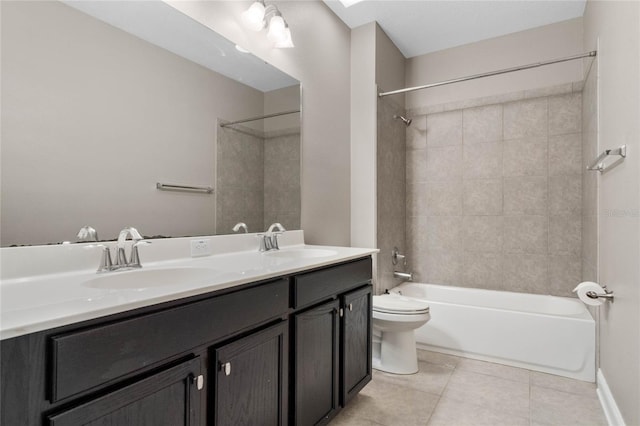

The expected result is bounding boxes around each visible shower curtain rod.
[220,109,300,127]
[378,51,597,98]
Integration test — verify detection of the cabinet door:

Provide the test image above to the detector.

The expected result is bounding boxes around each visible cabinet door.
[213,321,288,426]
[48,357,202,426]
[341,285,372,405]
[294,299,340,426]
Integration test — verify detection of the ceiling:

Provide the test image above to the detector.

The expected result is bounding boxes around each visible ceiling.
[323,0,586,58]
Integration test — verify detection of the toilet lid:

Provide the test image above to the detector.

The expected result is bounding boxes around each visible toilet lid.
[372,294,430,315]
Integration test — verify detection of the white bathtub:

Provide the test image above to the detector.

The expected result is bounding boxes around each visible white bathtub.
[391,283,595,382]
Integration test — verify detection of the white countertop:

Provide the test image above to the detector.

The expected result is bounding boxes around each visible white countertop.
[0,235,376,340]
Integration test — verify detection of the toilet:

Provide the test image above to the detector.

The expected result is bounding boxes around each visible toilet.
[372,293,430,374]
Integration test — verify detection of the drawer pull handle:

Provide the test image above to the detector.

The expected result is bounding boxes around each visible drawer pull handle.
[222,362,231,376]
[196,374,204,390]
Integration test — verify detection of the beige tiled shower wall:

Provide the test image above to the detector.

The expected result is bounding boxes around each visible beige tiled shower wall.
[217,125,301,235]
[377,96,407,294]
[216,126,265,235]
[406,91,583,296]
[264,131,301,231]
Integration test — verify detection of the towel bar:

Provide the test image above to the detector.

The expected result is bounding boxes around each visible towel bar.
[587,145,626,173]
[156,182,214,194]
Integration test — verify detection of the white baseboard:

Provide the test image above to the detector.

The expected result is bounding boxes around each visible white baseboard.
[597,369,626,426]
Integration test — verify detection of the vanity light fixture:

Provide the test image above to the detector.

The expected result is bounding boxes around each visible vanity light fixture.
[241,1,294,48]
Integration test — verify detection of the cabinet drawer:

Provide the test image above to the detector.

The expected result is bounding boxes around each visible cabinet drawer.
[293,257,372,309]
[50,279,288,402]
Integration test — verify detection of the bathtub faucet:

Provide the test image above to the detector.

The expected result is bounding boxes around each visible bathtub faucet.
[393,271,413,282]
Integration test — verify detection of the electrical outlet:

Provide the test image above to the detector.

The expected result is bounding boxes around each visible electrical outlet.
[190,239,211,257]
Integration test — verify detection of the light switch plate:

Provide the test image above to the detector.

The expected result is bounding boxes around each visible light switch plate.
[190,239,211,257]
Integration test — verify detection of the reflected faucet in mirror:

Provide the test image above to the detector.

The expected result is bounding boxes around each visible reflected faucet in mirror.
[77,226,99,242]
[232,222,249,233]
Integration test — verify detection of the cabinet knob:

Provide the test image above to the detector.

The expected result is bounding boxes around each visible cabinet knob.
[195,374,204,390]
[348,303,353,311]
[221,362,231,376]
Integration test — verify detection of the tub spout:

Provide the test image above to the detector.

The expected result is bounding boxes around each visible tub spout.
[393,271,413,282]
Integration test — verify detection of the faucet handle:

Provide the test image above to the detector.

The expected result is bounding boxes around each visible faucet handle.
[256,233,268,252]
[130,240,151,268]
[85,244,113,272]
[391,247,406,266]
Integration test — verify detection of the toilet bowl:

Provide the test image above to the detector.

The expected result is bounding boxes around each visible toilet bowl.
[372,293,430,374]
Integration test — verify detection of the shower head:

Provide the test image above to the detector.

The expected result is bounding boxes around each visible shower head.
[393,114,412,127]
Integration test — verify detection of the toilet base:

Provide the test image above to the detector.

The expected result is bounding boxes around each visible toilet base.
[372,329,419,375]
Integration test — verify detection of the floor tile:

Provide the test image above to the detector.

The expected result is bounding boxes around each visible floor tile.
[340,379,439,426]
[333,355,607,426]
[530,385,607,426]
[373,360,454,395]
[426,394,529,426]
[455,357,530,383]
[530,371,596,396]
[442,369,530,418]
[417,349,461,369]
[331,410,386,426]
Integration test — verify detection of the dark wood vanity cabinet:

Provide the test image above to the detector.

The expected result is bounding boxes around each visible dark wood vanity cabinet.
[294,299,341,425]
[293,260,373,426]
[341,285,373,405]
[213,321,288,425]
[48,357,203,426]
[0,256,372,426]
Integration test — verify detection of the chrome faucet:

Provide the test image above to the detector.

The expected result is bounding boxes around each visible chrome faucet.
[89,227,150,273]
[258,223,286,252]
[232,222,249,233]
[115,227,148,268]
[393,271,413,281]
[392,246,413,282]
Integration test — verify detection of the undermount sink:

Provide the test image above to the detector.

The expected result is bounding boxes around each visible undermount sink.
[264,248,338,259]
[84,267,221,290]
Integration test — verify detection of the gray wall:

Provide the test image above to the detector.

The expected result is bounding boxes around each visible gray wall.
[581,60,598,285]
[350,23,407,293]
[406,90,583,296]
[376,96,406,294]
[584,1,640,424]
[405,18,584,111]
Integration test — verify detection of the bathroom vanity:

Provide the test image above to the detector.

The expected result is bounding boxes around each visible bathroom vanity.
[0,234,375,425]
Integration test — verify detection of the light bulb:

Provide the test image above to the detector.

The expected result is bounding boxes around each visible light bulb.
[267,15,286,44]
[241,1,266,31]
[274,26,294,48]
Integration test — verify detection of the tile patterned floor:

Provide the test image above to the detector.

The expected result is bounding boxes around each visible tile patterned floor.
[332,350,607,426]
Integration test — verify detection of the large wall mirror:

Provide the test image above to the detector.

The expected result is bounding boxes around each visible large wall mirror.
[1,0,301,247]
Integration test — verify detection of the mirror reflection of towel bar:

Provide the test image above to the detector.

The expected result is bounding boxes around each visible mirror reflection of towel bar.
[156,183,214,194]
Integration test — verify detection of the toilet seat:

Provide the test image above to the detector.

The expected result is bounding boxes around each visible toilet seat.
[373,294,429,315]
